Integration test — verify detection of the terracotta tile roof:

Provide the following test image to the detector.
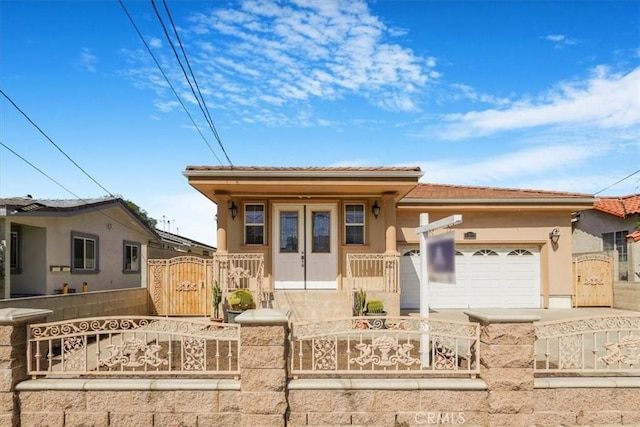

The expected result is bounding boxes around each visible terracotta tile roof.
[628,230,640,242]
[404,183,593,200]
[185,166,422,173]
[594,194,640,218]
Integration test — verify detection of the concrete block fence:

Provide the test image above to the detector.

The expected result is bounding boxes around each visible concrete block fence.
[0,308,637,426]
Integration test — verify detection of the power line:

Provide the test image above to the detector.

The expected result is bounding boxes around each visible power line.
[156,0,232,165]
[594,168,640,195]
[0,89,116,197]
[0,141,82,200]
[0,140,158,257]
[118,0,224,166]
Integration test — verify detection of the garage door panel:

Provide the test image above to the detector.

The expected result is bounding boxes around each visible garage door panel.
[401,246,540,309]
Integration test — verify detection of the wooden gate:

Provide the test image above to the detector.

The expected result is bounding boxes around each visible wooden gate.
[573,254,613,307]
[148,256,212,316]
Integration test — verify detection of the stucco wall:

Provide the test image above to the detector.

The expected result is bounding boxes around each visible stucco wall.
[11,225,46,295]
[7,205,151,295]
[397,209,573,298]
[572,210,639,282]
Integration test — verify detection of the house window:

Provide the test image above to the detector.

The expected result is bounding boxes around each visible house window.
[72,232,99,273]
[344,204,365,245]
[123,241,140,273]
[602,231,628,262]
[245,204,265,245]
[10,227,20,272]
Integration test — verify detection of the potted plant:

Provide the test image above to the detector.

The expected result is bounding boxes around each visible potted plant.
[365,298,387,329]
[226,289,255,323]
[211,281,223,322]
[353,288,367,316]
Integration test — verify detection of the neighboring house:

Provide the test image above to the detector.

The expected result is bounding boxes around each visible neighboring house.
[0,196,159,298]
[184,166,595,311]
[149,229,216,259]
[573,193,640,282]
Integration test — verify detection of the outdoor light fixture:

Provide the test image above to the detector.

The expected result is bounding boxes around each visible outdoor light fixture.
[229,201,238,220]
[549,227,561,244]
[372,201,381,219]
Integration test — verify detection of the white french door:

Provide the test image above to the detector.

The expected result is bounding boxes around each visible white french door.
[273,204,338,289]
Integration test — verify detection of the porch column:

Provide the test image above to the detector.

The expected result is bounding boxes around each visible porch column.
[216,195,230,253]
[1,220,9,299]
[0,308,52,426]
[383,193,397,254]
[465,309,539,426]
[236,309,289,427]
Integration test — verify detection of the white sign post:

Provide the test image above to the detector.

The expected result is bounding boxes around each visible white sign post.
[415,213,462,367]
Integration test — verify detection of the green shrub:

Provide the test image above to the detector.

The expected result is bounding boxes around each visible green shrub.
[366,298,384,314]
[228,289,254,311]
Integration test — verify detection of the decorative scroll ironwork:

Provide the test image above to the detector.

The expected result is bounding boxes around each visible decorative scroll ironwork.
[598,334,640,367]
[290,316,479,377]
[99,337,168,368]
[583,277,604,286]
[176,281,198,292]
[28,316,239,378]
[350,335,420,367]
[535,315,640,374]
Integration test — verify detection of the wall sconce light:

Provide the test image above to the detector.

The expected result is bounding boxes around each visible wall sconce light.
[229,201,238,220]
[549,227,560,244]
[372,201,381,219]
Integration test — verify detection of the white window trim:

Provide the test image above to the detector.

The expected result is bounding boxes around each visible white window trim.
[244,203,266,246]
[344,203,366,245]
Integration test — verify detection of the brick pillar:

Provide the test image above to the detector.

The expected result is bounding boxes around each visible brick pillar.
[0,308,52,426]
[236,308,289,427]
[466,309,540,427]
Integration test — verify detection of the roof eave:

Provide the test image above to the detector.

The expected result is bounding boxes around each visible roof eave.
[400,197,596,205]
[183,169,425,180]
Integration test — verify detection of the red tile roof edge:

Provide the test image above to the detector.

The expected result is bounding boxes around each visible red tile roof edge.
[403,183,594,200]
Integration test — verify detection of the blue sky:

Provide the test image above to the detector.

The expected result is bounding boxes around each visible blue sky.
[1,0,639,246]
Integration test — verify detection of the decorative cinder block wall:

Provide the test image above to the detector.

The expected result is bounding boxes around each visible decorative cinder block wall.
[0,308,52,427]
[236,309,289,427]
[4,307,640,426]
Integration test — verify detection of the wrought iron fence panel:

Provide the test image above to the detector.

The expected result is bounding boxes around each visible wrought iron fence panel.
[345,253,399,293]
[534,315,640,375]
[289,317,479,377]
[28,316,240,378]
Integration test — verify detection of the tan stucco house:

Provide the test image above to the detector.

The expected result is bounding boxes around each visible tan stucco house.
[573,193,640,282]
[184,166,595,312]
[0,197,159,298]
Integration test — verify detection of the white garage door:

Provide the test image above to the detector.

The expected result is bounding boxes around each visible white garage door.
[400,246,541,309]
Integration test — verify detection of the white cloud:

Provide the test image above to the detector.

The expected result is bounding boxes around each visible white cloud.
[124,0,434,126]
[431,66,640,140]
[414,143,611,186]
[544,34,577,48]
[149,38,163,49]
[78,48,98,72]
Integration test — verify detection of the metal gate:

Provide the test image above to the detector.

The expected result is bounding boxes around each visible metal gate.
[148,256,212,316]
[573,254,613,307]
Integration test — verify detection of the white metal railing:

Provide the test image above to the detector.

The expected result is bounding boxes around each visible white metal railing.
[289,316,479,377]
[28,316,239,378]
[535,315,640,375]
[345,253,399,293]
[212,253,265,306]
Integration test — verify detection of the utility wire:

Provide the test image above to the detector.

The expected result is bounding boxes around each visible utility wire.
[0,89,116,198]
[157,0,232,165]
[118,0,224,166]
[0,140,158,254]
[594,168,640,195]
